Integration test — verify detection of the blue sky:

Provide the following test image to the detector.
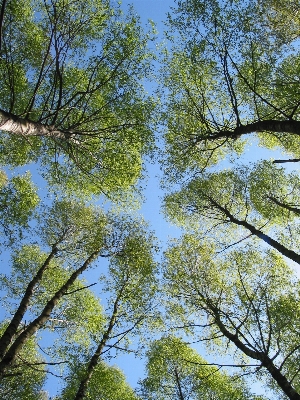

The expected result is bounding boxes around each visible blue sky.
[121,0,182,246]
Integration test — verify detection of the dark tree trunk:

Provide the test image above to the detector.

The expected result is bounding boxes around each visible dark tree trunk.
[0,246,58,360]
[0,250,101,379]
[208,196,300,265]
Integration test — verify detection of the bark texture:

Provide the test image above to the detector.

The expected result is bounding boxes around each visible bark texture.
[197,119,300,142]
[0,109,77,141]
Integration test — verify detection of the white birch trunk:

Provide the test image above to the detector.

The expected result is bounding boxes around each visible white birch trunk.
[0,109,74,140]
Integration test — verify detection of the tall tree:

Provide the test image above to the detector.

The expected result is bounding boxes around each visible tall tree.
[164,161,300,264]
[60,361,140,400]
[163,237,300,399]
[0,198,158,392]
[162,0,300,180]
[61,229,158,399]
[0,329,47,400]
[0,0,155,195]
[140,336,261,400]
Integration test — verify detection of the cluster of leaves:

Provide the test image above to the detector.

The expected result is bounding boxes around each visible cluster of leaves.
[0,0,162,398]
[163,239,300,398]
[140,336,259,400]
[0,197,159,398]
[0,171,39,242]
[164,161,300,262]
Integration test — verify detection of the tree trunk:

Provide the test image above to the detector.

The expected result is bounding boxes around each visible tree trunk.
[0,249,100,379]
[0,246,58,359]
[273,159,300,164]
[198,119,300,142]
[267,196,300,215]
[0,109,78,141]
[73,276,129,400]
[174,367,185,400]
[208,196,300,265]
[211,306,300,400]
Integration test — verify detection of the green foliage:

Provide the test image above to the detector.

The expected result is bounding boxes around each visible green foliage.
[0,244,105,349]
[0,326,46,400]
[0,0,156,196]
[98,219,159,340]
[1,0,300,398]
[38,199,108,258]
[164,161,300,257]
[60,361,139,400]
[140,336,256,400]
[0,172,39,242]
[248,161,300,222]
[163,237,300,396]
[0,170,7,187]
[162,0,300,180]
[0,194,160,396]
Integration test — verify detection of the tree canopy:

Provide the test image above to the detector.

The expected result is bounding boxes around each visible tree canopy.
[163,240,300,399]
[140,336,262,400]
[162,0,300,180]
[0,0,155,196]
[160,0,300,399]
[0,197,159,397]
[1,0,300,399]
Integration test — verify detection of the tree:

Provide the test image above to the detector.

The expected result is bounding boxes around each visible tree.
[161,3,300,399]
[162,0,300,180]
[0,198,108,366]
[163,236,300,399]
[0,197,158,397]
[255,0,300,45]
[0,0,155,196]
[164,161,300,265]
[61,230,158,399]
[0,1,159,396]
[60,361,140,400]
[140,336,262,400]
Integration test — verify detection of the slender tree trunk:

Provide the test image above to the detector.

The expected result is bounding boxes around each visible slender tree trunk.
[0,249,101,379]
[0,0,7,51]
[174,367,185,400]
[273,159,300,164]
[208,197,300,265]
[0,246,58,359]
[74,276,129,400]
[267,196,300,215]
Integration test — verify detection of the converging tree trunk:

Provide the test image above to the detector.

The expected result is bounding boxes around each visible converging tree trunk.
[0,246,58,359]
[0,109,79,141]
[0,250,101,378]
[210,304,300,400]
[74,278,128,400]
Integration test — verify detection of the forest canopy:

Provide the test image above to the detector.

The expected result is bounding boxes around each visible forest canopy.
[0,0,300,399]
